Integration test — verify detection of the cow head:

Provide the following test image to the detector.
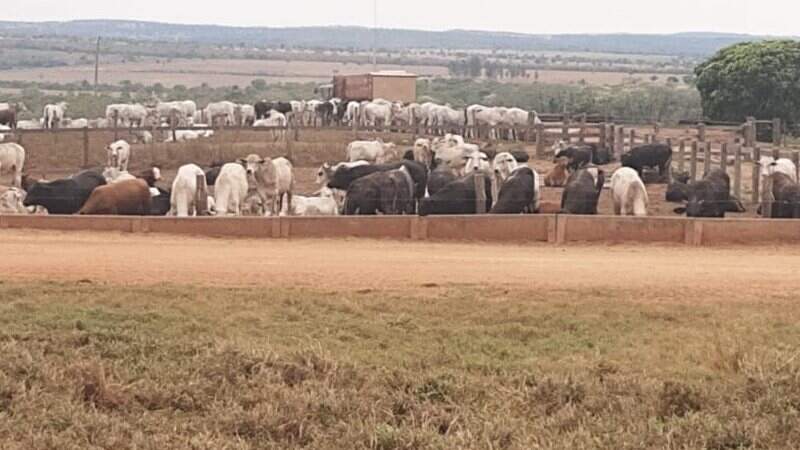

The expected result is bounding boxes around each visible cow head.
[464,152,491,175]
[674,181,722,217]
[238,154,275,187]
[316,163,333,185]
[551,140,568,159]
[493,152,519,183]
[0,187,27,214]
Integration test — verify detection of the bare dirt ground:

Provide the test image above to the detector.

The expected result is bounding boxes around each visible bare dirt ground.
[3,230,800,298]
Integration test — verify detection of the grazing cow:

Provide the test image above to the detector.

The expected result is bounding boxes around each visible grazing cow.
[206,101,237,126]
[544,158,569,187]
[344,167,416,215]
[763,172,800,219]
[0,186,27,214]
[238,155,294,216]
[327,161,427,203]
[23,170,105,214]
[214,163,249,216]
[419,173,494,216]
[360,102,393,128]
[552,140,593,172]
[105,104,149,128]
[413,138,433,169]
[235,104,256,126]
[0,143,25,188]
[315,160,369,186]
[760,156,798,183]
[611,167,649,216]
[106,140,131,172]
[674,169,744,218]
[78,179,151,215]
[153,101,197,126]
[621,144,672,181]
[666,171,691,203]
[170,164,209,217]
[430,105,464,133]
[561,167,605,215]
[491,164,540,214]
[346,140,398,164]
[426,165,459,197]
[283,187,339,216]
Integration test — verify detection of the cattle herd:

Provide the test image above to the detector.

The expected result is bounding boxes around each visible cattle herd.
[2,97,800,219]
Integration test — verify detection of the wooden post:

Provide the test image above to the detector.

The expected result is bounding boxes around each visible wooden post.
[598,123,607,150]
[654,122,661,139]
[352,113,358,139]
[578,114,586,143]
[195,174,208,216]
[535,123,545,159]
[474,172,487,214]
[690,141,699,182]
[752,146,761,206]
[615,126,624,159]
[720,143,728,173]
[286,129,294,162]
[562,116,570,144]
[666,137,673,182]
[678,139,686,173]
[113,111,120,141]
[697,122,706,142]
[762,172,774,219]
[745,117,756,147]
[734,145,742,200]
[703,142,712,176]
[608,124,615,153]
[773,118,782,146]
[82,126,90,168]
[772,147,781,161]
[793,151,800,183]
[629,129,636,151]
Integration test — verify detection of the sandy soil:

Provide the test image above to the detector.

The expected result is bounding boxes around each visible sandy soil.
[2,230,799,298]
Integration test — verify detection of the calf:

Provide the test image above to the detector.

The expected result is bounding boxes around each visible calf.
[78,179,151,215]
[544,158,569,187]
[23,170,106,214]
[611,167,648,216]
[674,169,745,218]
[621,144,672,181]
[419,173,493,216]
[561,167,605,215]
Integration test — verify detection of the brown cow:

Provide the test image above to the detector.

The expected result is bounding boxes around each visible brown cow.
[544,157,569,187]
[78,179,151,215]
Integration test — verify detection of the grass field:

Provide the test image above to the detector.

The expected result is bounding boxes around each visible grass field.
[1,231,800,448]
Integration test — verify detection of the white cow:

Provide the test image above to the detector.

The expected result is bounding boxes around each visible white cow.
[131,130,153,144]
[315,160,370,185]
[236,104,256,126]
[106,140,131,172]
[0,143,25,188]
[289,101,306,125]
[282,187,339,216]
[360,102,393,128]
[760,156,797,183]
[344,101,361,126]
[502,108,541,140]
[170,164,208,217]
[16,119,42,130]
[463,152,491,175]
[238,155,294,216]
[154,100,196,126]
[253,111,288,141]
[0,186,27,214]
[42,102,68,129]
[413,138,433,169]
[611,167,649,216]
[106,104,149,127]
[64,118,89,129]
[305,100,323,126]
[346,139,397,164]
[205,101,237,126]
[430,105,464,133]
[102,167,137,184]
[214,163,249,216]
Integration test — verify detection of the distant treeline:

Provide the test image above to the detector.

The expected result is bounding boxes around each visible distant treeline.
[0,20,782,57]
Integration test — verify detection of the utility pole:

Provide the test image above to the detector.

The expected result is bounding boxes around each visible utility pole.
[372,0,378,71]
[94,37,101,96]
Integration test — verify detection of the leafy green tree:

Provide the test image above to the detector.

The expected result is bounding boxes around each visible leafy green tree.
[694,40,800,123]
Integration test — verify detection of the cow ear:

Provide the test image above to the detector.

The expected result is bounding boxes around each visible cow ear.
[673,207,686,214]
[236,158,246,165]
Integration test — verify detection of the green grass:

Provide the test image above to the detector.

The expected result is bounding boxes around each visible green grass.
[0,281,799,449]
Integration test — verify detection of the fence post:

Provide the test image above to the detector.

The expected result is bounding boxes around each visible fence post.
[352,114,359,139]
[629,129,636,151]
[535,123,545,159]
[615,126,624,159]
[773,118,782,146]
[562,116,570,144]
[762,172,774,219]
[82,126,90,168]
[793,151,800,183]
[598,123,607,150]
[752,146,761,206]
[690,141,699,182]
[474,172,487,214]
[697,122,706,142]
[703,142,712,176]
[195,174,208,216]
[578,114,586,143]
[772,147,781,161]
[608,124,615,152]
[113,110,120,141]
[654,122,661,139]
[666,137,673,182]
[734,145,742,200]
[678,139,686,173]
[720,142,728,173]
[745,117,756,147]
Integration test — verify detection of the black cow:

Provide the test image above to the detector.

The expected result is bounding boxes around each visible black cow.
[23,170,106,215]
[427,166,458,197]
[561,167,605,215]
[555,145,594,172]
[665,171,692,203]
[674,169,745,218]
[764,173,800,219]
[316,102,335,126]
[254,101,292,119]
[343,168,415,215]
[592,145,614,165]
[621,144,672,181]
[149,187,172,216]
[328,161,427,202]
[510,150,530,164]
[419,173,493,216]
[0,108,17,129]
[490,167,538,214]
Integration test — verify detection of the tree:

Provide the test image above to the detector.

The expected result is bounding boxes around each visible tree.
[695,40,800,123]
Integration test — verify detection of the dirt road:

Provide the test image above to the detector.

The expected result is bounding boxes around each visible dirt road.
[2,230,799,300]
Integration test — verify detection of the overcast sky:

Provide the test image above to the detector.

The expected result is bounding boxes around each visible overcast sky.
[5,0,798,36]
